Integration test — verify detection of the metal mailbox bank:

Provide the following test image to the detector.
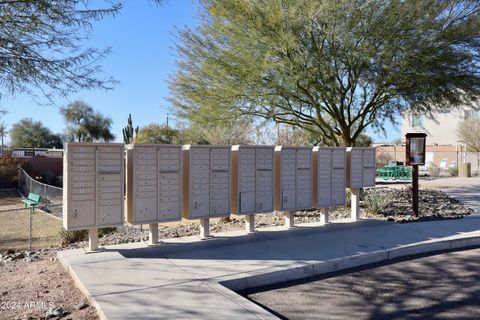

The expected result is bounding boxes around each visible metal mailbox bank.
[231,145,275,233]
[346,147,376,188]
[126,144,182,225]
[346,147,376,221]
[313,147,346,207]
[63,143,124,231]
[182,145,231,238]
[274,146,313,228]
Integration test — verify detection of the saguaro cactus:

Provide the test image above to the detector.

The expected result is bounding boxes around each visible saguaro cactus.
[123,114,139,144]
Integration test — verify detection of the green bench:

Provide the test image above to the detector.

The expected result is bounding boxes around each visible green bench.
[22,193,42,208]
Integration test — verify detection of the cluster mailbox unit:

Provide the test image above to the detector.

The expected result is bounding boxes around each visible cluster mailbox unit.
[63,142,377,250]
[346,147,376,188]
[231,145,275,232]
[346,147,376,220]
[274,146,312,227]
[312,147,346,208]
[182,145,231,237]
[63,143,124,231]
[125,144,182,225]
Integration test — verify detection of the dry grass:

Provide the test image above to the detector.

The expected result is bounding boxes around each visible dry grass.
[0,209,62,250]
[0,188,23,208]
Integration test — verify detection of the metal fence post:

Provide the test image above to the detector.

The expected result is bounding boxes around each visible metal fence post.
[29,207,32,250]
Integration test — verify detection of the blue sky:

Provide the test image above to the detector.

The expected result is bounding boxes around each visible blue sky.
[1,0,400,144]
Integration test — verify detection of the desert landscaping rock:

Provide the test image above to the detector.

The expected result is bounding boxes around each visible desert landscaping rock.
[363,188,473,222]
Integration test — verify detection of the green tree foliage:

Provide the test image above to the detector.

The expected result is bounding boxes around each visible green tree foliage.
[0,1,122,102]
[60,100,115,142]
[0,108,7,148]
[170,0,480,146]
[9,118,63,148]
[456,118,480,152]
[137,124,180,144]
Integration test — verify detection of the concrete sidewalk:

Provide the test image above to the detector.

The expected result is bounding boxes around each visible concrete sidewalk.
[59,215,480,320]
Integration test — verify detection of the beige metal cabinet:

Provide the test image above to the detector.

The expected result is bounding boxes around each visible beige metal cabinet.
[231,145,274,214]
[274,146,313,211]
[312,147,346,208]
[182,145,231,219]
[126,144,182,224]
[63,143,124,230]
[346,147,376,188]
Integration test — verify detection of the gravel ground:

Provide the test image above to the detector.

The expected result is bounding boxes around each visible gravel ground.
[0,250,97,320]
[246,248,480,320]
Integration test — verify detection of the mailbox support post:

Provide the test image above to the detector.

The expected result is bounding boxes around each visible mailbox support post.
[285,211,295,229]
[88,228,99,252]
[350,188,360,221]
[320,208,329,224]
[148,223,159,245]
[245,214,255,234]
[405,132,427,218]
[412,165,419,217]
[200,218,210,239]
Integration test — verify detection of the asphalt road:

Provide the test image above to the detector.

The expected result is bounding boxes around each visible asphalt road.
[247,248,480,320]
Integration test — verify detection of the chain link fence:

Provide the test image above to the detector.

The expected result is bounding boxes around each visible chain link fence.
[18,168,63,218]
[0,207,63,250]
[0,169,64,250]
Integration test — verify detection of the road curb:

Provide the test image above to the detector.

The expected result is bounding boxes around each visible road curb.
[220,235,480,291]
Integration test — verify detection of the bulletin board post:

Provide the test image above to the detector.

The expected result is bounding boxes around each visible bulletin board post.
[405,133,427,218]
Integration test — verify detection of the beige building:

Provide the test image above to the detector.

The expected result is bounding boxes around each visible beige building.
[401,108,479,146]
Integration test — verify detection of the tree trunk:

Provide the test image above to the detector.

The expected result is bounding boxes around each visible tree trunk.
[341,129,354,147]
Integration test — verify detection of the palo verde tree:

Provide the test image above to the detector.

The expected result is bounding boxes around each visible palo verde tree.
[60,100,115,142]
[170,0,480,146]
[0,0,121,102]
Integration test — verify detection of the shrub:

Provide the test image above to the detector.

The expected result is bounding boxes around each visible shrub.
[99,227,117,237]
[59,227,117,245]
[427,164,441,177]
[59,229,88,245]
[345,190,351,207]
[363,192,390,215]
[448,166,458,177]
[0,156,21,188]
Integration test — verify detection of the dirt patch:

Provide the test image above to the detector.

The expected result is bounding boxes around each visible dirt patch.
[0,189,23,208]
[0,253,98,320]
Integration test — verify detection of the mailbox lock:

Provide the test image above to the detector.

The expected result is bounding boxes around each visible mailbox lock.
[194,201,199,209]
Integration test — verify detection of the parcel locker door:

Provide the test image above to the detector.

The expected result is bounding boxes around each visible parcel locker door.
[67,201,95,229]
[240,192,255,214]
[97,205,122,226]
[190,196,209,218]
[282,189,296,210]
[158,201,181,221]
[136,197,157,223]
